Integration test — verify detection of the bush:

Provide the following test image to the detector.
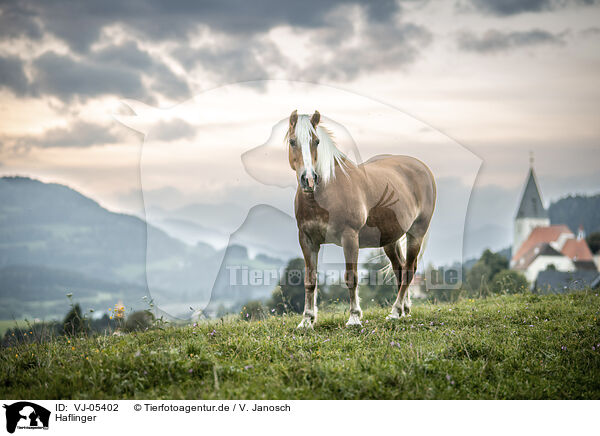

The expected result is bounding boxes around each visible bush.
[240,301,267,321]
[490,270,529,294]
[124,310,155,332]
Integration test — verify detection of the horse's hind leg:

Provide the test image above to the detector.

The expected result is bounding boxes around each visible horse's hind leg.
[387,232,423,319]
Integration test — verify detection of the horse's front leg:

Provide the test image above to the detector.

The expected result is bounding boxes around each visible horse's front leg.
[297,231,320,329]
[342,229,362,326]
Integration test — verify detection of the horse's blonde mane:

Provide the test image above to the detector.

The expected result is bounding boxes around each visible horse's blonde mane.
[288,115,353,184]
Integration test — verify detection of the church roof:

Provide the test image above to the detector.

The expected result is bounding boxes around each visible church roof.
[512,224,572,262]
[516,168,548,219]
[562,238,594,262]
[514,242,565,270]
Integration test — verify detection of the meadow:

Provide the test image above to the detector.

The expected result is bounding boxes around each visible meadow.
[1,292,599,399]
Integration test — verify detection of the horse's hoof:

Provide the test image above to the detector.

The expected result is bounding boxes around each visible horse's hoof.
[345,315,362,327]
[297,318,314,329]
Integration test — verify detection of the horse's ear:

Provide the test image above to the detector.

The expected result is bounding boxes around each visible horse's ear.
[289,110,298,129]
[310,110,320,128]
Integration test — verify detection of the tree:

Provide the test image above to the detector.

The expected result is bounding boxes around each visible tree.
[587,232,600,254]
[466,249,509,294]
[63,303,88,336]
[490,270,529,294]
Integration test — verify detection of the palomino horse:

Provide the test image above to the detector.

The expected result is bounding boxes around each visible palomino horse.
[288,110,436,328]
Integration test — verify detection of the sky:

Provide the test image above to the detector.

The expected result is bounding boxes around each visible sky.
[0,0,599,263]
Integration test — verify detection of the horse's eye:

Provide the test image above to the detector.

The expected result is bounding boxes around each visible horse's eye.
[290,139,297,147]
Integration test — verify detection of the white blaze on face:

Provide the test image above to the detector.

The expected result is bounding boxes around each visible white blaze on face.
[296,115,317,186]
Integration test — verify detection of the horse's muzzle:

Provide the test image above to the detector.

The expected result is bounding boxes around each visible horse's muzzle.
[300,170,319,192]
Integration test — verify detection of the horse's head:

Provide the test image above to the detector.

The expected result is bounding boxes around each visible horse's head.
[287,109,321,193]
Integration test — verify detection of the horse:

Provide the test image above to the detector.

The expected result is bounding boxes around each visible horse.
[287,110,436,328]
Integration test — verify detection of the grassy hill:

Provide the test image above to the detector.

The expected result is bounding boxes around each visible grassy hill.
[2,293,599,399]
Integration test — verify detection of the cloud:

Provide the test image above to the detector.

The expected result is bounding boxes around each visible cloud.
[457,29,565,53]
[152,119,198,141]
[462,0,599,16]
[1,0,402,53]
[172,36,283,84]
[0,55,29,96]
[171,6,432,84]
[31,42,189,102]
[300,21,432,81]
[1,117,197,150]
[7,121,121,149]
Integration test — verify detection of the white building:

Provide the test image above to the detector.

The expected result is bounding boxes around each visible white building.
[510,162,598,286]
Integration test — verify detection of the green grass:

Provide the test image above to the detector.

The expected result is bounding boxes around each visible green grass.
[1,293,599,399]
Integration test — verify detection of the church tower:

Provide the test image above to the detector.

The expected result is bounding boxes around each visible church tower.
[513,156,550,256]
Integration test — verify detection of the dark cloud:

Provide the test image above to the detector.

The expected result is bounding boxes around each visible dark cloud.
[299,21,432,81]
[172,37,286,84]
[10,121,121,149]
[0,55,29,95]
[0,0,402,53]
[457,29,565,53]
[31,42,189,102]
[463,0,599,16]
[32,51,146,101]
[0,2,43,41]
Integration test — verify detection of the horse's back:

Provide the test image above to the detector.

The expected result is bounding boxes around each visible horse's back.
[362,154,436,199]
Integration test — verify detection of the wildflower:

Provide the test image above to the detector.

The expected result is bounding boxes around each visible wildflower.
[244,365,253,370]
[193,323,197,327]
[360,328,365,333]
[323,338,330,343]
[71,346,75,351]
[188,369,193,373]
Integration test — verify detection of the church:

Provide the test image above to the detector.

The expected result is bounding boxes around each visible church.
[510,160,599,289]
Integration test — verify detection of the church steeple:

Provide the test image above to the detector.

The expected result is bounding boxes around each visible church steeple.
[512,156,551,256]
[515,166,548,219]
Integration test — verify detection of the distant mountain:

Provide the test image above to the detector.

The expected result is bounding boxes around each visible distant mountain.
[0,176,191,283]
[0,176,284,319]
[548,193,600,235]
